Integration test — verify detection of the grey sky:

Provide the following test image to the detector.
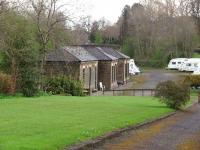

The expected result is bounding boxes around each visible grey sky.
[85,0,139,23]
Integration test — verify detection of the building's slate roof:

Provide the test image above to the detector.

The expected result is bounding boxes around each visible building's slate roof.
[46,45,130,62]
[117,51,130,59]
[83,46,118,61]
[64,46,98,62]
[100,47,130,59]
[46,48,79,62]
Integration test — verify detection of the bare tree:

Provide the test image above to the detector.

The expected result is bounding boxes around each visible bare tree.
[23,0,74,88]
[189,0,200,34]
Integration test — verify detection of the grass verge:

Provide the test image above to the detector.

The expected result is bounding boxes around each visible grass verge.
[0,96,175,150]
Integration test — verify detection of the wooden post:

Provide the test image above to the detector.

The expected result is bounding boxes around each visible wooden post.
[133,90,135,96]
[142,89,144,96]
[198,91,200,104]
[151,90,153,96]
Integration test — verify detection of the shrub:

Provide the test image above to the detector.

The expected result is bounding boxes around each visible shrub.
[155,80,190,109]
[20,75,39,97]
[0,73,12,94]
[183,75,200,89]
[18,47,39,97]
[44,76,84,96]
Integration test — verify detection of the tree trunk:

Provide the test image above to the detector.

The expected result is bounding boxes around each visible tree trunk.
[39,52,46,90]
[10,57,17,94]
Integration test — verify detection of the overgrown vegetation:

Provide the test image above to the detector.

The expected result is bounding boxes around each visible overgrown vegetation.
[184,75,200,89]
[0,1,74,96]
[119,2,199,67]
[44,76,84,96]
[0,72,12,94]
[155,80,190,109]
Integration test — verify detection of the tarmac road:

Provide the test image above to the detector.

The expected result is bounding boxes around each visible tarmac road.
[131,69,187,89]
[94,104,200,150]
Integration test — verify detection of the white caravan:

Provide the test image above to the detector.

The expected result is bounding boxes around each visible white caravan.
[167,58,188,70]
[181,58,200,72]
[129,59,140,75]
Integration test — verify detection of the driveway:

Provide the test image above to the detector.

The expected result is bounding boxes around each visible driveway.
[93,69,189,96]
[94,104,200,150]
[131,69,188,89]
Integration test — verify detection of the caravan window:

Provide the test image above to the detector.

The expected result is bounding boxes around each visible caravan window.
[172,62,176,65]
[178,62,181,64]
[186,63,191,67]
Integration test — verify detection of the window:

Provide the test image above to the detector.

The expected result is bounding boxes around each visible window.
[186,63,191,67]
[115,64,117,81]
[178,62,181,64]
[125,63,128,78]
[112,66,114,83]
[172,62,176,65]
[127,63,129,78]
[95,67,97,89]
[89,67,92,89]
[82,69,85,83]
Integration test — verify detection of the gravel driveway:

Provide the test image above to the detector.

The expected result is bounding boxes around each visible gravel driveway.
[131,69,188,89]
[94,104,200,150]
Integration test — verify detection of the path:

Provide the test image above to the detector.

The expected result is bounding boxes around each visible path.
[132,69,187,89]
[94,104,200,150]
[92,69,187,96]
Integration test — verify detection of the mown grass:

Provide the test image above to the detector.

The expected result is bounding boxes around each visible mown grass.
[0,96,175,150]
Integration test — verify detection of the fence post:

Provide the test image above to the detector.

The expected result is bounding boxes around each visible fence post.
[113,90,114,96]
[198,91,200,104]
[133,90,135,96]
[151,90,153,96]
[142,89,144,96]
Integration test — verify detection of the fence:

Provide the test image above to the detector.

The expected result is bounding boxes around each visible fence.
[103,89,156,96]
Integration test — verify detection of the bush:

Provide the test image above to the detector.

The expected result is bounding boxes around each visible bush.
[155,80,190,109]
[0,73,12,94]
[20,76,39,97]
[183,75,200,89]
[44,76,84,96]
[18,47,39,97]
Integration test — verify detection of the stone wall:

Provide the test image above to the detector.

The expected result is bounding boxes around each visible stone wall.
[45,61,80,80]
[117,59,130,83]
[80,61,98,91]
[45,58,130,91]
[98,61,118,90]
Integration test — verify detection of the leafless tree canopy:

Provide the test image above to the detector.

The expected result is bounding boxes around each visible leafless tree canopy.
[116,0,199,64]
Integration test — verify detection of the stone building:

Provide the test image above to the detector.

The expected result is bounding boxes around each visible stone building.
[45,45,130,91]
[83,45,118,90]
[45,46,98,91]
[98,46,130,84]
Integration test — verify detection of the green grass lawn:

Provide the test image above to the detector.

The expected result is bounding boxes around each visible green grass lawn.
[193,53,200,58]
[0,96,174,150]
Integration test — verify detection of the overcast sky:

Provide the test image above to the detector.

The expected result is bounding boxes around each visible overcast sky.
[85,0,139,24]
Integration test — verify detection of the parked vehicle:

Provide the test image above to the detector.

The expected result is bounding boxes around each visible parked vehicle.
[178,59,189,71]
[181,58,200,72]
[167,58,188,70]
[129,59,140,75]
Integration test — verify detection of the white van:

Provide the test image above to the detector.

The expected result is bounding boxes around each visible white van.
[129,59,140,75]
[167,58,188,70]
[182,58,200,72]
